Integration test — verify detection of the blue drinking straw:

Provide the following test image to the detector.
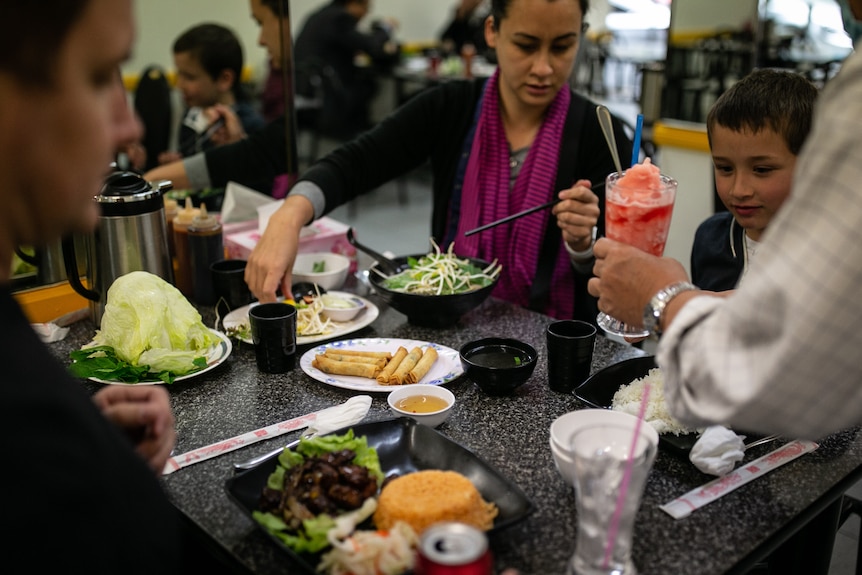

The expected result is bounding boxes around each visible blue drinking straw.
[631,114,644,167]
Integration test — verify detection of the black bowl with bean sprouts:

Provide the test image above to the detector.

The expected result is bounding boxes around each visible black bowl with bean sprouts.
[368,247,502,328]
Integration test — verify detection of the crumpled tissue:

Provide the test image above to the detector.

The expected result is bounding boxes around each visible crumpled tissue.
[31,307,89,343]
[689,425,746,476]
[305,395,372,437]
[220,181,279,224]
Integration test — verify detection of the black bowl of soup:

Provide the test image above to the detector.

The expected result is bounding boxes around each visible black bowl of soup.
[459,338,538,395]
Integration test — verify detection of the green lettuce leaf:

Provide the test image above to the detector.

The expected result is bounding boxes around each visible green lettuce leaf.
[88,271,215,375]
[256,430,383,555]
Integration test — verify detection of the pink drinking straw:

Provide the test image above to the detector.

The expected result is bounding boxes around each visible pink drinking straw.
[602,382,651,570]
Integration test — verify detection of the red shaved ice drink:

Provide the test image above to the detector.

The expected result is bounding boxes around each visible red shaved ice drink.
[605,159,678,256]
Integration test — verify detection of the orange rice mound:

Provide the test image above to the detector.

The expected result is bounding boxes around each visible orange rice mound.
[373,470,498,534]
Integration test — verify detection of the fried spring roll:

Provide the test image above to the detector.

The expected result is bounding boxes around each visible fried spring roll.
[313,354,380,378]
[324,349,392,360]
[389,347,423,385]
[322,353,387,368]
[407,347,439,384]
[376,346,408,384]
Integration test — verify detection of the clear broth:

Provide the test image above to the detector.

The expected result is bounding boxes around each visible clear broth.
[469,346,527,369]
[394,395,449,413]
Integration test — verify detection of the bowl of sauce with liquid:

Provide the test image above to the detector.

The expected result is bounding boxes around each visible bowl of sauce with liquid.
[460,338,538,395]
[387,384,455,428]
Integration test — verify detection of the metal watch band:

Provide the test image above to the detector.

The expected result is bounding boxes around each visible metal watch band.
[643,281,698,337]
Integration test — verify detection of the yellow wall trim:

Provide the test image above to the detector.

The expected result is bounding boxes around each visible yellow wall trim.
[653,120,711,154]
[123,65,256,92]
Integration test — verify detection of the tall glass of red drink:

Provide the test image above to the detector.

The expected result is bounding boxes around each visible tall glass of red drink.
[598,160,678,337]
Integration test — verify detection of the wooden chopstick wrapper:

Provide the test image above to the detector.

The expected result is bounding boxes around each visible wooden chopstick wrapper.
[660,440,819,519]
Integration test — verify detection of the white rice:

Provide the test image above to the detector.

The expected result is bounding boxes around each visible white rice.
[611,367,695,436]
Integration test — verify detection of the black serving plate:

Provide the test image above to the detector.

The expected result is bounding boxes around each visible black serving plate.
[225,417,535,574]
[575,356,699,457]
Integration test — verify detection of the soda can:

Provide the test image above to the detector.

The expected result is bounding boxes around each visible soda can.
[415,522,493,575]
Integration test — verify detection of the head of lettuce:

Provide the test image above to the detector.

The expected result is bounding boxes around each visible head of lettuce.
[69,271,218,383]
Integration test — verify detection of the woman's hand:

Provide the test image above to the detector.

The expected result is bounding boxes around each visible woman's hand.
[552,179,600,252]
[245,195,316,302]
[92,386,176,474]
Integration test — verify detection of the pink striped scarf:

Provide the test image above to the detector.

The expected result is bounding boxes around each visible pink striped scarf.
[453,70,574,318]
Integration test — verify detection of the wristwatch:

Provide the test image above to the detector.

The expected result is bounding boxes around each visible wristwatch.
[643,281,698,337]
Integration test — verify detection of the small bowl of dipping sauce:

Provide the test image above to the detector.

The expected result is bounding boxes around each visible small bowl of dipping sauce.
[387,384,455,428]
[459,337,538,395]
[320,293,366,322]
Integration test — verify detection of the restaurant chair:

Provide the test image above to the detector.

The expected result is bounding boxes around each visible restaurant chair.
[295,62,409,216]
[133,65,172,172]
[294,63,325,167]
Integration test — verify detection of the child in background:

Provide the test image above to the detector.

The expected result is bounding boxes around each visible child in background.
[158,23,264,165]
[690,69,818,291]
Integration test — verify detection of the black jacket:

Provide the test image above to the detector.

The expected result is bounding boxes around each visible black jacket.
[691,211,746,291]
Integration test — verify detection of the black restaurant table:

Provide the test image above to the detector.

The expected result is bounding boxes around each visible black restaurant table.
[49,294,862,574]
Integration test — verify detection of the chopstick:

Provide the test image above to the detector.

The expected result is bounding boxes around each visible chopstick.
[463,181,605,237]
[193,117,226,151]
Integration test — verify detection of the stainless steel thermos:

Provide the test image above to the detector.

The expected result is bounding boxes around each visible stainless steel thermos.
[63,168,174,326]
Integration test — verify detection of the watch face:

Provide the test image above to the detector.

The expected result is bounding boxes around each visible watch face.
[642,304,660,334]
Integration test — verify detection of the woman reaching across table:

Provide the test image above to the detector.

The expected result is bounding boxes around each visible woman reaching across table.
[146,0,631,323]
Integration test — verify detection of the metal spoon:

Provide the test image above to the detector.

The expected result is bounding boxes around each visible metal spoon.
[233,438,302,472]
[743,434,781,451]
[596,105,623,174]
[345,227,400,275]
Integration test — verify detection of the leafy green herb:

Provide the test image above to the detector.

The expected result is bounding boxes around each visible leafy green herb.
[312,260,326,273]
[514,356,522,366]
[251,430,383,554]
[69,345,206,384]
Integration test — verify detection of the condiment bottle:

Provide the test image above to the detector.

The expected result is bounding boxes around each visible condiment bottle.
[172,197,199,297]
[164,196,178,260]
[187,204,223,305]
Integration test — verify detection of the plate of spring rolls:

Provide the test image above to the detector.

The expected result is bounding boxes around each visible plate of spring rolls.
[299,337,464,392]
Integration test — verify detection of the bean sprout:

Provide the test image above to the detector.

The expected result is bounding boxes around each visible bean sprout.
[376,240,501,296]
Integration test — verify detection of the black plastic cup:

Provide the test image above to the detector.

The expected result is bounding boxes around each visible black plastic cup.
[547,320,597,393]
[248,303,297,373]
[210,259,254,309]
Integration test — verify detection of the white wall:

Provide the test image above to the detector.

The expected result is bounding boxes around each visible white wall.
[124,0,616,83]
[125,0,464,83]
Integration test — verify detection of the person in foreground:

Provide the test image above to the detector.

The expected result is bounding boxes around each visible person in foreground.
[691,68,818,291]
[188,0,629,322]
[0,1,184,571]
[589,0,862,441]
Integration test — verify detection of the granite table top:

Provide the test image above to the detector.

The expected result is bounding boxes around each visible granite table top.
[49,294,862,575]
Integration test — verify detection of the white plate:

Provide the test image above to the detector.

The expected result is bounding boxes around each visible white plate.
[89,329,232,385]
[299,337,463,392]
[222,291,379,346]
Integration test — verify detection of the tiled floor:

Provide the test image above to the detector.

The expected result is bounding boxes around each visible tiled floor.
[306,100,860,575]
